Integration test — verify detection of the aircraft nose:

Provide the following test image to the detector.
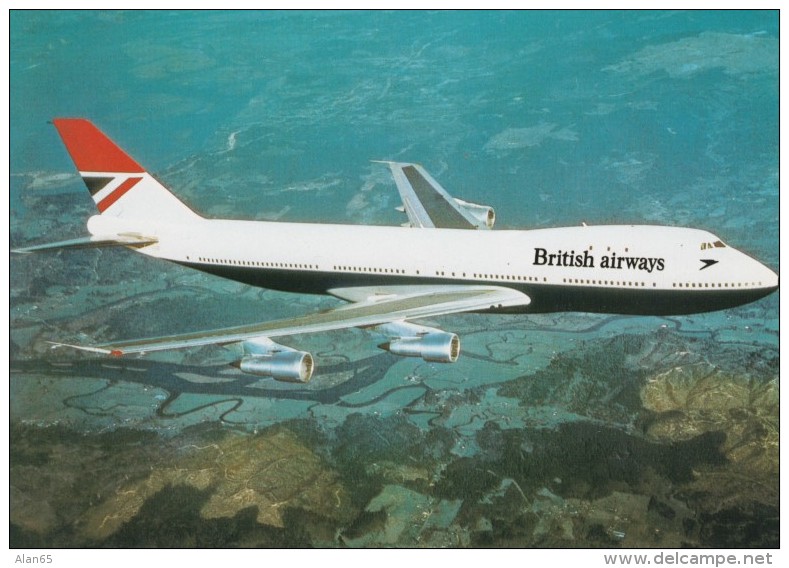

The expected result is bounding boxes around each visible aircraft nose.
[765,265,779,291]
[753,257,779,292]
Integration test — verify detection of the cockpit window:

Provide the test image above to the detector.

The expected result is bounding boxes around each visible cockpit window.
[701,240,727,250]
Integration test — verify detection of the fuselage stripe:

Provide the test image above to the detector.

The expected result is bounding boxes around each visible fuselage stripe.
[174,260,775,316]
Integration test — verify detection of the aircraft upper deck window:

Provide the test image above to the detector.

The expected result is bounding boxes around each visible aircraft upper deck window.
[701,240,727,250]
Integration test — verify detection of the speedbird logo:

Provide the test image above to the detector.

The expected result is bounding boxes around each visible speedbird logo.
[533,248,665,273]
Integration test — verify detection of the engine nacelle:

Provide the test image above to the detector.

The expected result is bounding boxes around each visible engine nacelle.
[235,337,314,383]
[453,198,495,229]
[380,332,460,363]
[235,352,314,383]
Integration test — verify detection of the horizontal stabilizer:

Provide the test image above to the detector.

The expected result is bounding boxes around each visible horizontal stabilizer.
[12,233,157,254]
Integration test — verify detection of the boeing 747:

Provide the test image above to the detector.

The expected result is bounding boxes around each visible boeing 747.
[13,119,779,383]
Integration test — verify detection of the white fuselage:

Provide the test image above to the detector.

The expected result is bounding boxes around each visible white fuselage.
[88,215,779,316]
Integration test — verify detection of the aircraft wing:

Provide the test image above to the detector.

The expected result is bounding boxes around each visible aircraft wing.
[12,233,157,254]
[50,285,530,355]
[376,161,495,230]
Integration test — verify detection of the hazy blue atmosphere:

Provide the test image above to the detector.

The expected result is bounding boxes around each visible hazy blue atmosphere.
[10,10,779,548]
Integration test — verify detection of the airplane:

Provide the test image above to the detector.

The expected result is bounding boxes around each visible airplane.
[13,118,779,383]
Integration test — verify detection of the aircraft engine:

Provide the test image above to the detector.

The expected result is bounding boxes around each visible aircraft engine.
[235,352,314,383]
[453,198,495,229]
[234,337,314,383]
[379,331,460,363]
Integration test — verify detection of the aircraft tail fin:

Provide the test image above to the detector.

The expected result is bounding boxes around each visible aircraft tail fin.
[52,118,201,222]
